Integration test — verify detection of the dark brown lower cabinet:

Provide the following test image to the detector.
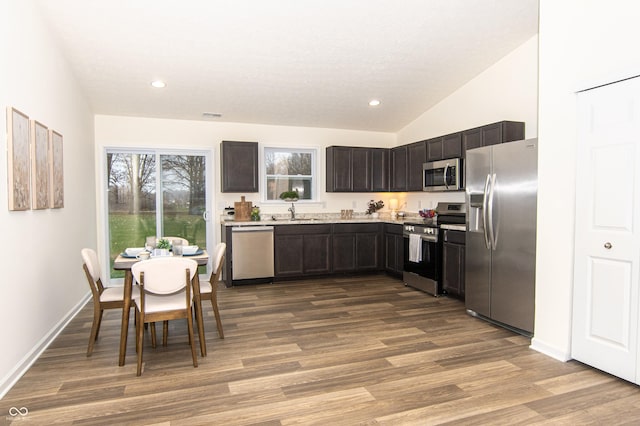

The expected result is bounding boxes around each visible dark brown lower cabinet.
[384,224,404,276]
[274,225,331,278]
[303,232,332,274]
[274,234,304,276]
[332,223,382,273]
[332,233,356,272]
[442,229,466,298]
[243,222,387,281]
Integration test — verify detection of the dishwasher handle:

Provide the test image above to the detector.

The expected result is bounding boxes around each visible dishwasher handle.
[232,226,275,232]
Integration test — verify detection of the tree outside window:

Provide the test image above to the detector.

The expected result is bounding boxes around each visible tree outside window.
[264,148,316,201]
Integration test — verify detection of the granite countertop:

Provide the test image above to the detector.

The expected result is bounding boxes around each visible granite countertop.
[221,214,411,226]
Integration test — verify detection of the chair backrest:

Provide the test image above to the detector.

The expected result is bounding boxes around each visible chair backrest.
[209,242,226,284]
[163,236,189,246]
[132,257,197,295]
[212,243,226,272]
[81,248,101,283]
[81,248,105,297]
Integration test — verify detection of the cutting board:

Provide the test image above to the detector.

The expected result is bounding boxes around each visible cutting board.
[234,196,252,221]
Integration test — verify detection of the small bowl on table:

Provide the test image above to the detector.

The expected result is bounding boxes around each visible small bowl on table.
[182,245,199,255]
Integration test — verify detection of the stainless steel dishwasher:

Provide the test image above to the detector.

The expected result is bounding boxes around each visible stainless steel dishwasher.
[231,226,274,282]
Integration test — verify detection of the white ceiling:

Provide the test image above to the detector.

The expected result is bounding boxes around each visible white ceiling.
[34,0,538,132]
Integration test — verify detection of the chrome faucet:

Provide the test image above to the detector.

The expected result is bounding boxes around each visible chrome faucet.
[288,203,296,220]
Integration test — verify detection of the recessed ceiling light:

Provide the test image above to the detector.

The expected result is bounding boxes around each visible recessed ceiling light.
[151,80,166,88]
[369,99,381,107]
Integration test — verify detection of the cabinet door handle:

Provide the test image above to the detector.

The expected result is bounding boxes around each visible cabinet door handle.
[604,242,612,249]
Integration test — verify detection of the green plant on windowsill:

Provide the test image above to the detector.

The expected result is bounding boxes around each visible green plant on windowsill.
[279,190,300,201]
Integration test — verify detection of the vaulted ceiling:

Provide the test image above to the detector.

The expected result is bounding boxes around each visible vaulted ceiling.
[34,0,538,132]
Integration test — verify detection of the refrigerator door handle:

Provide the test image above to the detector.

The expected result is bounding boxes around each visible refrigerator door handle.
[482,173,491,250]
[443,163,450,190]
[487,173,497,250]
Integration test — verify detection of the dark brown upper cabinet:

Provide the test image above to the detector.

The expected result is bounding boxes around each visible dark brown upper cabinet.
[325,120,524,193]
[326,146,353,192]
[371,148,389,192]
[326,146,372,192]
[352,148,372,192]
[221,140,259,192]
[407,141,427,191]
[427,133,462,162]
[426,137,443,161]
[442,132,463,159]
[462,121,525,155]
[390,145,407,192]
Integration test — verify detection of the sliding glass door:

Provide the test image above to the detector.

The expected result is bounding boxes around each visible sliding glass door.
[106,149,210,279]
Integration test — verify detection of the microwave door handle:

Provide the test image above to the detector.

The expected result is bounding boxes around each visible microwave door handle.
[482,174,491,250]
[443,164,450,190]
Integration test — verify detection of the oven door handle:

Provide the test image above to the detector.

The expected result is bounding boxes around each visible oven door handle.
[482,174,491,250]
[403,234,438,243]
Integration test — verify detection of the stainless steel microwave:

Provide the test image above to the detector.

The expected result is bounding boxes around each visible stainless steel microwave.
[423,158,463,192]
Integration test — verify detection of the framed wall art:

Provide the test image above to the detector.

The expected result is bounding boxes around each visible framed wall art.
[49,129,64,209]
[6,107,31,211]
[31,120,50,210]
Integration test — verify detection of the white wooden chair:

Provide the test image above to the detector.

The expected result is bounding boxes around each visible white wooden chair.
[131,257,198,376]
[194,243,226,343]
[81,248,139,356]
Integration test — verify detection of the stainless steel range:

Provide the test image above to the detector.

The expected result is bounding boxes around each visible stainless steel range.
[403,202,466,296]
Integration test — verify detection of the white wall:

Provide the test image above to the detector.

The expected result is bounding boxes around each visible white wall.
[395,35,539,209]
[0,0,96,397]
[532,1,640,361]
[94,115,396,251]
[94,35,539,251]
[397,35,539,144]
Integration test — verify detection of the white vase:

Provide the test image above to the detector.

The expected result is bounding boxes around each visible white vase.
[371,212,379,218]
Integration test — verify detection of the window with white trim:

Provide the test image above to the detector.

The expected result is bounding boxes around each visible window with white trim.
[264,147,316,201]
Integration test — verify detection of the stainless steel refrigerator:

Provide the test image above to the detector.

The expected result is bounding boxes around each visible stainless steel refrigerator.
[465,138,538,335]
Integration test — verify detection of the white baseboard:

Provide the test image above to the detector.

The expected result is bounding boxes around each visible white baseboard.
[0,293,91,399]
[530,336,572,362]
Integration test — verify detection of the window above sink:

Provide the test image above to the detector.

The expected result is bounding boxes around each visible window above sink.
[263,147,317,202]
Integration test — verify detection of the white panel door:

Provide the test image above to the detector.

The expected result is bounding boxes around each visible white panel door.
[572,77,640,383]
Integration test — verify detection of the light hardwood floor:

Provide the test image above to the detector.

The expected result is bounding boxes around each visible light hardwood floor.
[2,274,640,425]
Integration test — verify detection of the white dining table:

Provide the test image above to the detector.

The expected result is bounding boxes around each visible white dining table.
[113,251,209,366]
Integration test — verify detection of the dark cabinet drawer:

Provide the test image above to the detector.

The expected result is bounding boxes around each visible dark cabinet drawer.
[443,229,465,245]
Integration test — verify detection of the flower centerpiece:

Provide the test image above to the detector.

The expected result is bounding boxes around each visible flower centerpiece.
[366,200,384,217]
[157,238,171,250]
[279,190,300,202]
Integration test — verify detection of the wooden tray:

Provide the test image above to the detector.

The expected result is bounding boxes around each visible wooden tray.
[234,196,252,221]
